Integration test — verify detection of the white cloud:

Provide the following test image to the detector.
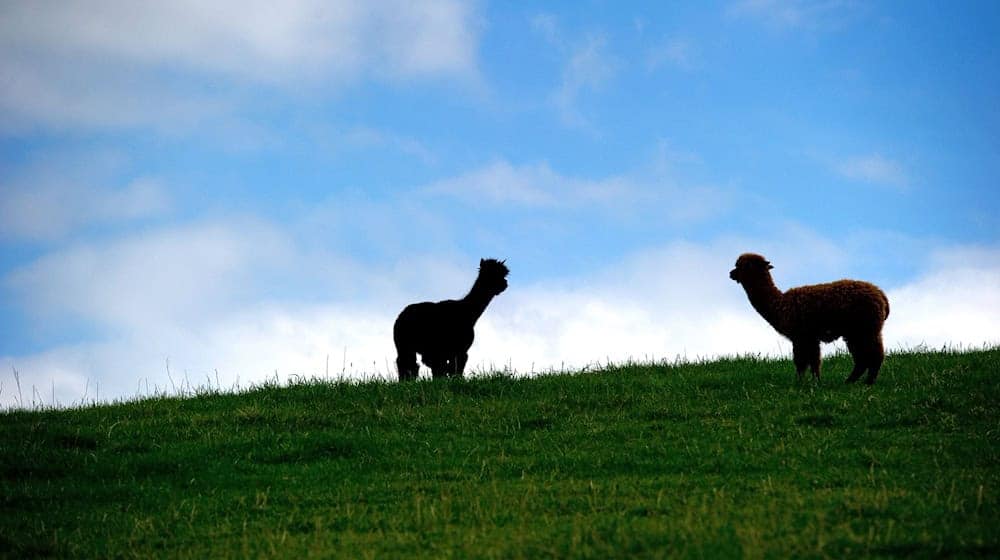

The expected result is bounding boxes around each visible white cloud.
[0,215,468,406]
[422,158,732,225]
[530,13,561,45]
[727,0,861,29]
[647,38,697,71]
[4,220,292,329]
[836,154,909,189]
[476,242,787,370]
[0,53,225,132]
[552,34,616,129]
[530,15,616,130]
[0,174,170,241]
[424,160,629,207]
[1,302,400,408]
[0,0,481,131]
[885,247,1000,350]
[728,0,808,27]
[5,226,996,408]
[339,126,438,165]
[0,0,478,84]
[0,237,768,406]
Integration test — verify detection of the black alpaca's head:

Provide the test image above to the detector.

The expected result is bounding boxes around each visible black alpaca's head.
[478,258,509,295]
[730,253,773,285]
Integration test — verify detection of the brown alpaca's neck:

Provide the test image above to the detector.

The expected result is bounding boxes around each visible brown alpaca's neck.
[462,277,497,323]
[742,274,785,333]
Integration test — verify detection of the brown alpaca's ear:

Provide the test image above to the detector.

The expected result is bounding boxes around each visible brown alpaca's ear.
[766,261,773,270]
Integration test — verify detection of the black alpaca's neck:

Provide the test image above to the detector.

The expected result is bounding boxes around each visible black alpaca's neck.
[742,273,785,332]
[461,275,497,323]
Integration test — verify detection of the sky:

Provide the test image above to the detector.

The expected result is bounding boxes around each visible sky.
[1,1,998,407]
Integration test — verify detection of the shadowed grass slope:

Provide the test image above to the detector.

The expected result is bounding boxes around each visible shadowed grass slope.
[1,348,998,558]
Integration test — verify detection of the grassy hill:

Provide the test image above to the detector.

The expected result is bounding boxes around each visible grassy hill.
[1,348,998,558]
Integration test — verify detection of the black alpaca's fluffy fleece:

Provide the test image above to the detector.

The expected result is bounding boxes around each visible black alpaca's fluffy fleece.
[730,253,890,385]
[393,258,509,381]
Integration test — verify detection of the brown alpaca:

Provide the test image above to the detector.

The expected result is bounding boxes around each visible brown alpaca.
[730,253,890,385]
[393,258,509,381]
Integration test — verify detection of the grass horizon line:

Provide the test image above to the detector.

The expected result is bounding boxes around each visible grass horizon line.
[3,342,997,413]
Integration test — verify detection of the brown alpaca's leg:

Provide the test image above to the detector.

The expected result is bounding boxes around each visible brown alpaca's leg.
[865,334,885,385]
[844,337,866,384]
[792,341,813,382]
[809,345,822,381]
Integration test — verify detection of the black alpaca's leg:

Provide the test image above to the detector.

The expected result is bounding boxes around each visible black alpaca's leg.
[844,336,866,384]
[393,317,419,381]
[396,352,419,381]
[450,352,468,378]
[442,358,457,378]
[425,355,450,379]
[865,334,885,385]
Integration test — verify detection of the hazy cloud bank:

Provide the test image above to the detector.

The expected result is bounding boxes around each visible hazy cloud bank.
[0,0,481,131]
[4,223,997,408]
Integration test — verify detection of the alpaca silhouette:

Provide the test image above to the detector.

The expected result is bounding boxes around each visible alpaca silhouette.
[393,258,509,381]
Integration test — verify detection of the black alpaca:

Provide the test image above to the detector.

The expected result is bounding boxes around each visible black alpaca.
[393,258,509,381]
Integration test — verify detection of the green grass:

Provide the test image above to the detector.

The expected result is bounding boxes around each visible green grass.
[2,348,998,559]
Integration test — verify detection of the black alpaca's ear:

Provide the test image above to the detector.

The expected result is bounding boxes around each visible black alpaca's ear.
[480,258,486,266]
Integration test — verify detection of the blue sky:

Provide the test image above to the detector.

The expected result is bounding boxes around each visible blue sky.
[1,1,998,406]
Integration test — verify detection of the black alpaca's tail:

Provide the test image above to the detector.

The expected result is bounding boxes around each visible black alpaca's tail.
[393,316,419,381]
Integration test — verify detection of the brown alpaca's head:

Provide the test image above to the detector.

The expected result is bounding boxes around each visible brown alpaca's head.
[730,253,773,285]
[479,258,509,295]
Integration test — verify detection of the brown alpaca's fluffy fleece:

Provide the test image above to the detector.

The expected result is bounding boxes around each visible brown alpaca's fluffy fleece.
[730,253,890,385]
